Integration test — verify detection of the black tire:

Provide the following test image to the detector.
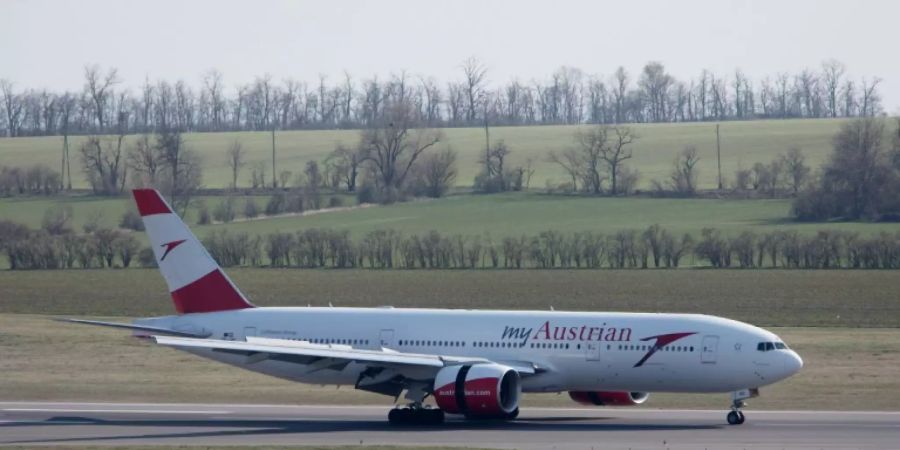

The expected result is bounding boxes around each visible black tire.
[505,407,520,420]
[389,408,444,426]
[388,408,405,425]
[727,410,741,425]
[737,411,746,424]
[425,408,445,425]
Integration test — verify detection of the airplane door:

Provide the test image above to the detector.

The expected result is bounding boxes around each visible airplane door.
[584,341,602,361]
[701,335,719,363]
[243,327,257,341]
[379,329,395,348]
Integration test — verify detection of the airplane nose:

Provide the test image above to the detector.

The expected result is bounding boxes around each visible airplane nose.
[784,351,803,375]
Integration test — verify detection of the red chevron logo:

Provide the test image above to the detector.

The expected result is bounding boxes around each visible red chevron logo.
[633,332,697,367]
[160,239,187,261]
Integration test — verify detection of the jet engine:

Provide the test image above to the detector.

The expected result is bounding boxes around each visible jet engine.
[568,391,649,406]
[433,363,521,418]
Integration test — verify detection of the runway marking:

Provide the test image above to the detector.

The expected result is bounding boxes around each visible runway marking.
[2,402,899,416]
[2,408,231,414]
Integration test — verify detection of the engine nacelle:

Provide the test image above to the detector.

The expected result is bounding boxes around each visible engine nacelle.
[569,391,649,406]
[433,363,521,417]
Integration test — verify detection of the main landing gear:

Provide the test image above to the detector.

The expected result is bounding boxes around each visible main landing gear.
[726,388,758,426]
[388,404,445,425]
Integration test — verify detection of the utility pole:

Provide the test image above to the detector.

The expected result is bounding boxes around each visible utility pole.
[484,115,491,176]
[716,123,723,190]
[271,127,277,189]
[60,134,67,191]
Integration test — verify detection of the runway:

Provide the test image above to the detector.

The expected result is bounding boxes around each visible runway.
[1,402,898,449]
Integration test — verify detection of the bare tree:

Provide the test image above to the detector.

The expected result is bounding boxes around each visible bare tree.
[41,205,74,235]
[203,69,225,130]
[79,135,127,195]
[571,126,609,194]
[226,139,245,189]
[548,147,582,192]
[461,57,487,123]
[359,100,442,200]
[304,161,323,209]
[821,60,845,118]
[416,147,458,198]
[127,134,162,187]
[485,140,511,178]
[601,126,637,195]
[1,80,24,137]
[860,77,882,117]
[612,67,629,123]
[249,162,266,189]
[639,62,673,122]
[780,147,810,194]
[670,145,700,195]
[155,129,202,213]
[329,144,363,192]
[83,65,119,131]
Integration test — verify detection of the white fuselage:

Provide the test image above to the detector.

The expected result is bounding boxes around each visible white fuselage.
[137,307,803,394]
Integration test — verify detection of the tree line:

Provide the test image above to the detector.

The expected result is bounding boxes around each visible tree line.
[3,215,899,270]
[1,59,884,137]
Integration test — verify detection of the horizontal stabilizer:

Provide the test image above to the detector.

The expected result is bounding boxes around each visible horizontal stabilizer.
[55,318,211,338]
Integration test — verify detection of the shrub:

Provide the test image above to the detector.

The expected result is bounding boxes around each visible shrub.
[212,197,236,223]
[328,196,343,208]
[137,247,157,267]
[196,201,210,225]
[265,192,285,215]
[119,208,144,231]
[356,182,377,204]
[243,198,259,218]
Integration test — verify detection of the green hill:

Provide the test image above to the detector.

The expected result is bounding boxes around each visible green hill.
[0,118,845,190]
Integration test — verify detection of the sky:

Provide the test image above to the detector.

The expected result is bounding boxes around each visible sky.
[2,0,899,113]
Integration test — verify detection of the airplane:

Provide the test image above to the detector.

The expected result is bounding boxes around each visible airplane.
[64,188,803,426]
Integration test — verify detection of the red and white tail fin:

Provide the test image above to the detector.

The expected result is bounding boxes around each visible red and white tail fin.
[133,189,254,314]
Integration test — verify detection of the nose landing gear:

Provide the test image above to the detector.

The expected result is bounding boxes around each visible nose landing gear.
[726,388,758,425]
[726,409,745,425]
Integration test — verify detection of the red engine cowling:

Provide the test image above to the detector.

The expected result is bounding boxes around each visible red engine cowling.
[433,363,521,417]
[569,391,649,406]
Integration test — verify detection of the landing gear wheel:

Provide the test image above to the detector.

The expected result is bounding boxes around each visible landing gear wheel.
[726,410,746,425]
[388,407,444,425]
[505,407,520,420]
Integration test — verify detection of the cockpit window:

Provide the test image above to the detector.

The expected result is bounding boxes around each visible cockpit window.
[758,341,789,351]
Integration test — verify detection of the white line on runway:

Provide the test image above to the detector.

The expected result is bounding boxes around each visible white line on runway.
[2,408,231,414]
[2,402,899,416]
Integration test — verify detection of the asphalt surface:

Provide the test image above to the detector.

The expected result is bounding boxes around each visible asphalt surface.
[1,402,898,449]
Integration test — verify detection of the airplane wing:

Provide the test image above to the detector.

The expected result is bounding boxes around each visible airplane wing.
[153,335,540,375]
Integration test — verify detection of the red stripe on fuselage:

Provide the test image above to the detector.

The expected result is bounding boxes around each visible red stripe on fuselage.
[170,269,253,314]
[133,189,171,216]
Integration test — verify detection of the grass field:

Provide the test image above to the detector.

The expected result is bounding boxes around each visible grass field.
[1,314,898,411]
[1,269,898,327]
[3,192,898,241]
[0,119,847,190]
